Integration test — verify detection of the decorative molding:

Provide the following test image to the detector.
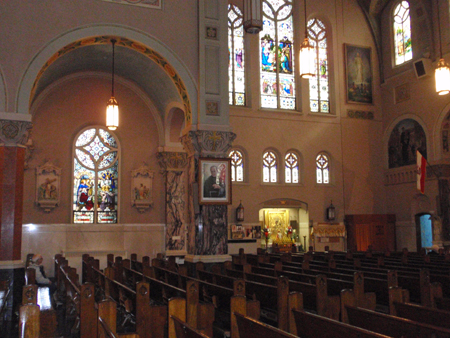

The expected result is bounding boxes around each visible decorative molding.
[347,109,374,120]
[131,163,154,213]
[156,152,188,172]
[181,130,236,157]
[0,120,32,147]
[99,0,162,9]
[206,101,220,116]
[394,83,410,104]
[30,35,192,125]
[206,26,218,40]
[36,161,61,213]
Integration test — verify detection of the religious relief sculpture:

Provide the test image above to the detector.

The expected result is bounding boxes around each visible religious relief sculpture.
[131,163,154,213]
[35,160,61,212]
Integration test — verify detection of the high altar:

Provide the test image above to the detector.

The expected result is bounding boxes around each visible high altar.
[311,222,346,252]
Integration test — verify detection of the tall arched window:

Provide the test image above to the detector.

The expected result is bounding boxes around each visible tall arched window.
[228,4,245,106]
[285,151,299,183]
[260,0,295,110]
[73,127,119,224]
[316,152,329,184]
[263,150,278,183]
[393,1,412,65]
[308,18,329,113]
[229,149,244,182]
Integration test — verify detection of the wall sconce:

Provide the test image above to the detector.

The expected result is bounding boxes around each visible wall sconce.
[326,201,335,221]
[236,200,244,222]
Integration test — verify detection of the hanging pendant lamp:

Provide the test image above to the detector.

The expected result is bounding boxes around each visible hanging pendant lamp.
[244,0,263,34]
[435,5,450,95]
[106,39,119,130]
[299,0,315,78]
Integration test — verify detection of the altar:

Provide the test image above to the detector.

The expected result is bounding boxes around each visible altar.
[311,222,346,252]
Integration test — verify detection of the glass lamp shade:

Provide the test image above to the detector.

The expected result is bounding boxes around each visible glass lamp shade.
[106,97,119,131]
[326,201,335,221]
[244,0,263,34]
[299,37,315,78]
[436,59,450,95]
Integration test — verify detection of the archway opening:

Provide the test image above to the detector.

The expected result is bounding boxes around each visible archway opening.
[415,213,433,251]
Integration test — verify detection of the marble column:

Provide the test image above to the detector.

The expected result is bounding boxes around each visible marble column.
[157,151,188,256]
[181,130,236,263]
[0,115,32,336]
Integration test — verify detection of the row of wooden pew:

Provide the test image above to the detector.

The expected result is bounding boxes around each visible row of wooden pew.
[18,248,450,338]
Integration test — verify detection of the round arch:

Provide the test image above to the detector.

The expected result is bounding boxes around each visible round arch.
[16,24,197,125]
[383,113,431,168]
[432,101,450,161]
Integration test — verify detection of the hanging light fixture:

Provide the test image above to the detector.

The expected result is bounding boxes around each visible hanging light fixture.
[106,38,119,130]
[244,0,263,34]
[299,0,315,78]
[326,200,335,221]
[436,5,450,95]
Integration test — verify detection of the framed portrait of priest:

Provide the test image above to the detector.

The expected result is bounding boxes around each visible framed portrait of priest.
[199,158,232,205]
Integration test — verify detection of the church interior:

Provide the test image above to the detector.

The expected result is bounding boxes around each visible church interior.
[2,0,450,337]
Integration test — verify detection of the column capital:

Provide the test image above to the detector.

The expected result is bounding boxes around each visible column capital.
[0,119,32,147]
[181,130,236,157]
[156,151,188,172]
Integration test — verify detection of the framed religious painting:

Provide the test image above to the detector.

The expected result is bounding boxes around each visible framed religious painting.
[198,158,232,205]
[345,44,373,104]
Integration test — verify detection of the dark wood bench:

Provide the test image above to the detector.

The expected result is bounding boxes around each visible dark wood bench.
[346,305,450,337]
[292,309,392,338]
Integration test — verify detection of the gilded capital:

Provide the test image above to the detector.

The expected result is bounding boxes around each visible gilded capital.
[0,120,33,147]
[181,130,236,157]
[156,152,188,172]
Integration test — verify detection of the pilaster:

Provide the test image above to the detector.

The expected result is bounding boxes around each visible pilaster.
[181,130,236,262]
[157,151,189,256]
[0,116,32,337]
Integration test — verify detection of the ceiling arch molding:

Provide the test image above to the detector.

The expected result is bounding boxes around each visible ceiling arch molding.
[16,24,198,126]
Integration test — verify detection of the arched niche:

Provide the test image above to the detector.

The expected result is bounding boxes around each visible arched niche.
[16,25,197,127]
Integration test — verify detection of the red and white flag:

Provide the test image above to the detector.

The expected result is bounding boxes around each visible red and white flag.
[417,150,427,194]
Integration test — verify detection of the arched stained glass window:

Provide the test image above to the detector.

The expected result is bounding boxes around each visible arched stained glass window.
[285,151,299,183]
[393,1,412,65]
[73,127,119,224]
[260,0,295,110]
[263,151,277,183]
[308,18,329,113]
[228,4,246,106]
[229,149,244,182]
[316,153,329,184]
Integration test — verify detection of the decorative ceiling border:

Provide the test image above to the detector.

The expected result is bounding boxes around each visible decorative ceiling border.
[30,35,191,124]
[99,0,162,9]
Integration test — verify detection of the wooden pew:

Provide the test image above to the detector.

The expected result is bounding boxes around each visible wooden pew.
[224,263,340,320]
[23,277,57,337]
[19,304,40,338]
[85,253,211,338]
[346,305,450,337]
[392,301,450,329]
[234,312,299,338]
[295,310,393,338]
[171,315,211,338]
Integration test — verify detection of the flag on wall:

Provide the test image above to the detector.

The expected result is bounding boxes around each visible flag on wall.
[417,150,427,194]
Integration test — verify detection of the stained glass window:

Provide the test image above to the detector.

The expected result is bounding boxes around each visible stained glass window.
[263,151,277,183]
[228,4,246,106]
[260,0,295,110]
[229,149,244,182]
[316,153,329,184]
[393,1,412,65]
[73,127,119,224]
[285,151,299,183]
[308,18,329,113]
